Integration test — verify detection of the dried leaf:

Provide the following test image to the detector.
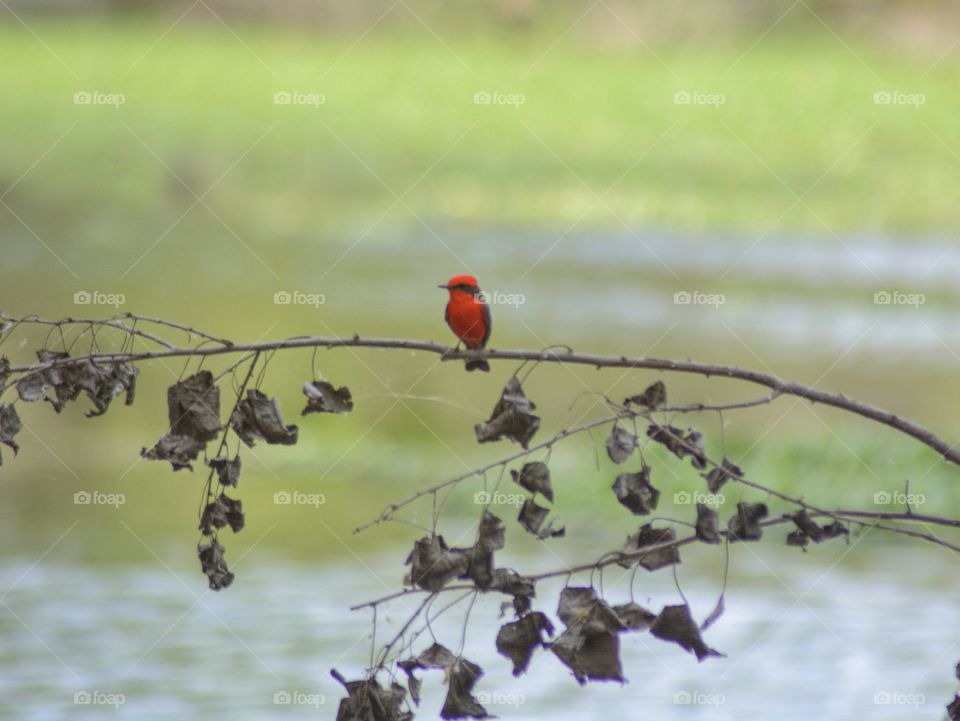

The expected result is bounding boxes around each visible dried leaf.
[144,375,220,470]
[200,494,244,535]
[15,371,47,402]
[695,503,722,544]
[510,461,553,502]
[197,541,234,591]
[0,402,23,465]
[948,694,960,721]
[612,602,657,631]
[646,423,706,468]
[605,426,637,464]
[209,455,241,487]
[465,511,505,591]
[475,377,540,449]
[683,430,707,469]
[727,502,769,542]
[625,380,666,409]
[82,361,138,417]
[230,389,299,447]
[405,536,470,592]
[332,671,412,721]
[611,465,660,515]
[167,371,222,441]
[398,646,490,720]
[16,350,68,405]
[0,356,10,388]
[650,604,724,661]
[517,498,564,539]
[14,350,137,416]
[442,659,490,720]
[495,611,554,676]
[302,380,353,415]
[619,524,680,570]
[557,587,625,635]
[788,510,847,544]
[490,568,536,615]
[551,627,624,685]
[821,520,848,540]
[702,457,742,493]
[140,433,207,471]
[551,587,625,684]
[786,530,810,548]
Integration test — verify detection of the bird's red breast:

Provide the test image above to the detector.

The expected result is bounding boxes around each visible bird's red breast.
[443,275,491,350]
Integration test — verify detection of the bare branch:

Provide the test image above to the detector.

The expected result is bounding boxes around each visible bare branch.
[2,317,954,464]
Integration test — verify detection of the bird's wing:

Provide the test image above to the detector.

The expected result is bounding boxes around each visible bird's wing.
[480,300,492,348]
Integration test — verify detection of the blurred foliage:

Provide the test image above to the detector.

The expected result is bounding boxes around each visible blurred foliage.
[2,9,959,561]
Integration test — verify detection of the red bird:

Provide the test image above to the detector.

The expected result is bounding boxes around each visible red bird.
[439,274,491,372]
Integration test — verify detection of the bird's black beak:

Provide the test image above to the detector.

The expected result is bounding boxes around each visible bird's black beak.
[437,284,449,289]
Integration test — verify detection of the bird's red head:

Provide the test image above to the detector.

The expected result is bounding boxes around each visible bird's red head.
[439,275,481,295]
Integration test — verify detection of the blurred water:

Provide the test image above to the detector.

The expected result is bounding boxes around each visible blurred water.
[322,228,960,362]
[1,543,957,720]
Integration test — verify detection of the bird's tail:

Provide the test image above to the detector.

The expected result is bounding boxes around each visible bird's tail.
[465,359,490,372]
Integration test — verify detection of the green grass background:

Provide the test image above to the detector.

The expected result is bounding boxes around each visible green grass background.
[2,10,959,564]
